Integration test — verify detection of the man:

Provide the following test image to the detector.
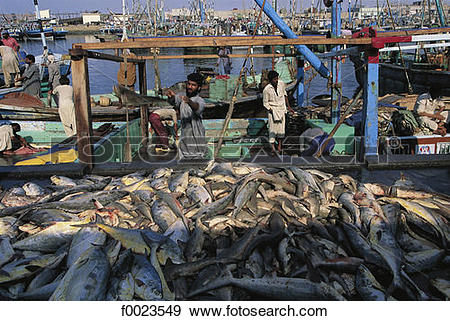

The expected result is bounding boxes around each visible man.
[1,32,19,52]
[414,87,449,135]
[0,40,20,88]
[262,70,294,155]
[53,76,76,137]
[217,46,232,75]
[0,123,28,154]
[16,54,41,99]
[149,108,178,152]
[46,55,61,106]
[166,72,206,159]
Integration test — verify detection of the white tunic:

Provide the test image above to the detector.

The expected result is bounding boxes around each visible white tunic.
[0,124,14,152]
[263,80,287,142]
[53,85,77,137]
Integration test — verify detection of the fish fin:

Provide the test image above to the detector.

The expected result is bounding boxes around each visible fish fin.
[0,269,11,277]
[24,265,42,273]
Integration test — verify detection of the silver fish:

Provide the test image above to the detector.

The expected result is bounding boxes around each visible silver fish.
[22,182,47,197]
[356,265,386,300]
[67,226,107,267]
[169,171,189,193]
[186,184,212,205]
[0,237,15,267]
[50,246,110,300]
[131,254,162,301]
[187,276,345,300]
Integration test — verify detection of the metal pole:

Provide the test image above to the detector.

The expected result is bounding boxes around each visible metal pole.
[434,0,447,27]
[254,0,330,78]
[33,0,47,49]
[331,0,342,124]
[296,57,304,108]
[121,0,128,41]
[349,0,352,27]
[199,0,205,23]
[362,49,379,158]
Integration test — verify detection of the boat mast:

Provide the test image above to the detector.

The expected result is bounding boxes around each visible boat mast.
[199,0,205,23]
[121,0,128,41]
[33,0,47,50]
[434,0,447,27]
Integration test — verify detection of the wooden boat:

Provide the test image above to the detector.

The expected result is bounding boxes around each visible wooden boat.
[379,62,450,97]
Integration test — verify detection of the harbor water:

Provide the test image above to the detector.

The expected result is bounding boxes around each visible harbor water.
[17,35,359,102]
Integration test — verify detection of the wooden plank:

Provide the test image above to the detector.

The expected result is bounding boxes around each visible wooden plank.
[137,53,288,60]
[73,37,371,50]
[71,51,94,169]
[138,62,149,149]
[378,27,450,37]
[70,47,142,63]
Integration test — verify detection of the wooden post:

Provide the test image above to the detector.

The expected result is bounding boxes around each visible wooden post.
[138,61,149,149]
[70,48,94,169]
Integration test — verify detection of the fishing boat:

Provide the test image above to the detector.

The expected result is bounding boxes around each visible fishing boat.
[379,61,450,97]
[24,27,54,40]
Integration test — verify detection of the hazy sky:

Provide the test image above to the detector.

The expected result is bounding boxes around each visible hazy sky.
[1,0,444,14]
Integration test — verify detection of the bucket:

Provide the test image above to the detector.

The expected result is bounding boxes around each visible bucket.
[99,96,111,107]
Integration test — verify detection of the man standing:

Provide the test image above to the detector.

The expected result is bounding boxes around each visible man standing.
[46,55,61,106]
[217,47,232,75]
[1,32,19,52]
[166,72,206,159]
[263,70,294,155]
[0,41,20,88]
[149,108,178,152]
[53,76,76,137]
[15,55,41,99]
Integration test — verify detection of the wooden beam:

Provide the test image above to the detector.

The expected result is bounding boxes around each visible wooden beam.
[138,62,149,149]
[378,27,450,37]
[137,53,291,60]
[71,50,94,169]
[73,37,371,50]
[70,47,142,63]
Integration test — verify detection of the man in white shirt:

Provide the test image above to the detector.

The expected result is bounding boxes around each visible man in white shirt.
[262,70,294,155]
[414,88,449,135]
[0,123,28,154]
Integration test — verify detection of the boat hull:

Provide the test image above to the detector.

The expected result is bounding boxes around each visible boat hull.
[380,63,450,97]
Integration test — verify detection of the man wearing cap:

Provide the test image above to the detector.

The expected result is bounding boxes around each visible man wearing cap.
[2,32,19,52]
[166,72,206,158]
[263,70,294,155]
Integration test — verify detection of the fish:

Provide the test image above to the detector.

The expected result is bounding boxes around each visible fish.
[13,218,91,253]
[0,217,18,239]
[75,222,184,264]
[187,276,345,300]
[404,249,445,273]
[50,176,77,187]
[113,84,170,107]
[338,193,362,229]
[0,238,15,267]
[149,178,169,191]
[18,273,65,300]
[50,246,110,300]
[117,272,135,300]
[0,251,66,285]
[131,254,162,301]
[150,167,173,180]
[185,217,208,262]
[22,182,47,197]
[151,200,179,232]
[67,226,107,267]
[186,184,212,205]
[232,181,261,217]
[169,171,189,194]
[355,265,386,301]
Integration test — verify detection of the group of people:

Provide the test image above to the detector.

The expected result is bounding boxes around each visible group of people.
[148,69,332,159]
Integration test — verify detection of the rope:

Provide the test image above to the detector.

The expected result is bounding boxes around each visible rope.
[214,0,268,159]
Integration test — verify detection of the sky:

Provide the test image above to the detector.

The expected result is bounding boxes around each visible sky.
[1,0,446,14]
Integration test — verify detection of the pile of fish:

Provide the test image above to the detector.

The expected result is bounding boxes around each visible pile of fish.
[0,162,449,301]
